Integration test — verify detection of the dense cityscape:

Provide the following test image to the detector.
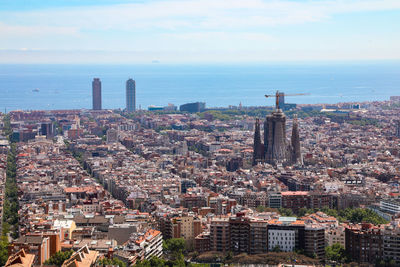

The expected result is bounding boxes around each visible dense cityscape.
[0,77,399,267]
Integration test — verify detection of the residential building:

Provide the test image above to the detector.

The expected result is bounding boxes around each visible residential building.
[210,217,230,252]
[5,249,35,267]
[62,245,99,267]
[345,223,383,264]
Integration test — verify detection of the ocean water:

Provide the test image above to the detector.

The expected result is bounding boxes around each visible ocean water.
[0,62,399,111]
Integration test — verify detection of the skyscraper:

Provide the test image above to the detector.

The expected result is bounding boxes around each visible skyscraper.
[278,92,285,109]
[92,78,102,110]
[396,120,400,138]
[126,78,136,112]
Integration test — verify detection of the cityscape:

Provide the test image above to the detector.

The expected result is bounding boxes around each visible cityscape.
[1,77,400,266]
[1,0,400,267]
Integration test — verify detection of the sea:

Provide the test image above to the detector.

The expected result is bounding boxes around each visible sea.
[0,62,399,111]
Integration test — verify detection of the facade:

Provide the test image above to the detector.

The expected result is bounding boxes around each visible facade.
[380,199,400,215]
[92,78,102,110]
[126,78,136,112]
[268,229,296,252]
[106,128,119,144]
[229,215,250,254]
[194,232,210,253]
[304,226,325,259]
[141,230,163,260]
[40,122,53,138]
[326,225,345,247]
[281,191,336,212]
[345,224,383,264]
[269,192,282,209]
[267,217,306,252]
[383,223,400,265]
[249,220,268,254]
[210,217,230,252]
[172,216,202,247]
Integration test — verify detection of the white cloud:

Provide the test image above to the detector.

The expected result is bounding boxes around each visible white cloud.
[2,0,400,32]
[0,22,78,36]
[0,0,399,61]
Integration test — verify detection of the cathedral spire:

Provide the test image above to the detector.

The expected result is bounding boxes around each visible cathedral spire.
[291,115,302,164]
[253,118,264,165]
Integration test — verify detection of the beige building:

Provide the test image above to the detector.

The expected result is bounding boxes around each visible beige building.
[172,215,202,248]
[53,219,76,240]
[326,225,345,246]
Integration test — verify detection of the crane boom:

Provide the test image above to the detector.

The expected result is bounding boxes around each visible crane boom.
[265,90,309,110]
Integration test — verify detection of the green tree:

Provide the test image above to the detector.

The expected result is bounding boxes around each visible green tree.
[325,243,348,263]
[272,245,282,252]
[97,257,127,267]
[3,142,19,238]
[135,257,168,267]
[163,238,186,255]
[0,235,9,266]
[225,251,233,262]
[43,250,74,266]
[256,205,266,212]
[278,208,294,217]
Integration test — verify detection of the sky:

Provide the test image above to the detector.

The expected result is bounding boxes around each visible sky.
[0,0,399,63]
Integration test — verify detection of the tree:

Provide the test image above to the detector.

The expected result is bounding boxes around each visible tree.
[272,245,282,252]
[43,250,74,266]
[325,243,348,263]
[225,251,233,261]
[256,205,266,212]
[278,208,294,217]
[0,235,9,266]
[163,238,186,255]
[97,257,127,267]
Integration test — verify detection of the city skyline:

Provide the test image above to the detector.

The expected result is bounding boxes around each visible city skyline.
[0,0,399,63]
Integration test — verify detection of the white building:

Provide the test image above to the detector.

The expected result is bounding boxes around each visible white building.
[268,229,296,252]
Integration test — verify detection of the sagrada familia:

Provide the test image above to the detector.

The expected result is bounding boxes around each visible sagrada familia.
[253,107,302,166]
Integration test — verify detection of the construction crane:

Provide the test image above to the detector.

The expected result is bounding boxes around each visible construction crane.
[265,90,309,110]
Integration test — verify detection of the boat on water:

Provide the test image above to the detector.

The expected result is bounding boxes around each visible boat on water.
[32,88,40,92]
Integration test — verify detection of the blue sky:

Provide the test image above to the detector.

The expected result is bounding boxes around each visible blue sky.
[0,0,399,63]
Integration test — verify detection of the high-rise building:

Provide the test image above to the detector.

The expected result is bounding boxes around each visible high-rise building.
[278,92,285,109]
[126,78,136,112]
[92,78,102,110]
[396,120,400,138]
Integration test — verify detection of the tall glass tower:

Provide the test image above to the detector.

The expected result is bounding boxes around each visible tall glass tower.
[126,78,136,112]
[92,78,102,110]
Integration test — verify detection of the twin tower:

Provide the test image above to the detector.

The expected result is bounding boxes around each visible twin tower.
[92,78,136,112]
[253,108,302,166]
